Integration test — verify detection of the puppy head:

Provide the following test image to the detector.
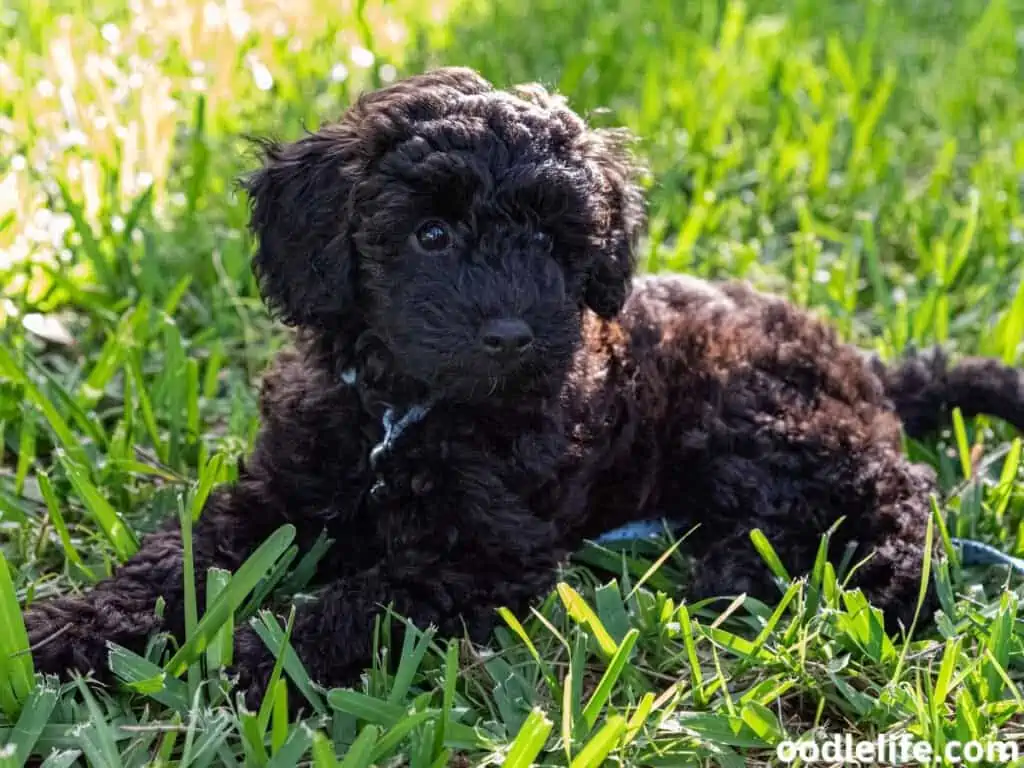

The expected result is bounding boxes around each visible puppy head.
[244,67,644,402]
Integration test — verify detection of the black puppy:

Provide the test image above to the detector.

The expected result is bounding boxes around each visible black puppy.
[24,68,1024,700]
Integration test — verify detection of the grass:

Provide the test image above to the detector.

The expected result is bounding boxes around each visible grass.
[1,0,1023,764]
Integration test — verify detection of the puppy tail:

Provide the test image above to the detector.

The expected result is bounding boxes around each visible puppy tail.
[875,348,1024,439]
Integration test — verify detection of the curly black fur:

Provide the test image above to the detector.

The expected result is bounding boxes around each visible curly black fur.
[23,68,1024,704]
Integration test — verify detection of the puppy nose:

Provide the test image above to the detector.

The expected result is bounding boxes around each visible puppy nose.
[479,318,534,356]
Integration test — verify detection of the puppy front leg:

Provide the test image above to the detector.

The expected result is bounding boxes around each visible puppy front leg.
[23,486,270,681]
[234,517,566,703]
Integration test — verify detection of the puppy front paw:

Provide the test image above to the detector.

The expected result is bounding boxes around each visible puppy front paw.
[23,609,107,680]
[231,627,278,710]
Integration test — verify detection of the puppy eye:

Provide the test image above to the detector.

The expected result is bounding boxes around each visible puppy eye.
[532,231,552,247]
[414,220,453,252]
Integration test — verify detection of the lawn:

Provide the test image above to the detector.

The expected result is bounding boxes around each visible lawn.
[1,0,1023,764]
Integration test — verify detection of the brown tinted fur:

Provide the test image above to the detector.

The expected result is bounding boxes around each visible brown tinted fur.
[23,69,1024,704]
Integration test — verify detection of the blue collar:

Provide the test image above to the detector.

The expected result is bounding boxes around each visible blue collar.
[952,538,1024,575]
[594,518,1024,577]
[340,367,433,489]
[369,404,432,470]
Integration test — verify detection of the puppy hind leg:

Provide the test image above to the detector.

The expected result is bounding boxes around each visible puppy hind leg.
[687,522,821,610]
[831,456,939,633]
[685,454,938,634]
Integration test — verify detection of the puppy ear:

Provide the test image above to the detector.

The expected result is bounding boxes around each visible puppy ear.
[243,68,492,328]
[243,129,363,328]
[584,130,645,319]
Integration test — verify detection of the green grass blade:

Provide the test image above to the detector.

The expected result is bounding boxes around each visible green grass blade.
[327,690,486,750]
[59,453,139,560]
[37,471,97,581]
[72,678,125,768]
[163,524,295,677]
[368,711,433,763]
[568,714,626,768]
[951,408,973,479]
[556,583,617,658]
[257,608,295,736]
[205,568,234,672]
[249,610,326,715]
[38,751,82,768]
[270,680,289,755]
[178,495,201,700]
[581,628,639,730]
[339,725,381,768]
[238,705,271,767]
[108,644,189,711]
[0,551,34,714]
[622,691,655,747]
[994,438,1021,521]
[387,621,436,706]
[503,708,553,768]
[79,300,151,408]
[749,529,790,582]
[677,602,705,707]
[266,723,313,767]
[0,346,88,465]
[436,639,460,756]
[190,453,226,521]
[5,676,58,764]
[1001,274,1024,364]
[311,730,341,768]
